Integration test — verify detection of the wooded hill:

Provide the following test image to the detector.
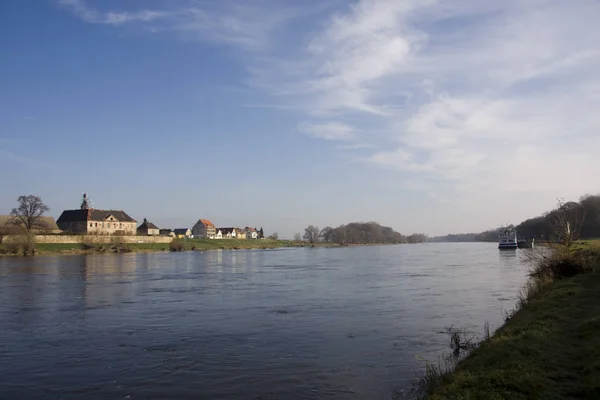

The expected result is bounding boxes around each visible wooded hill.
[431,194,600,242]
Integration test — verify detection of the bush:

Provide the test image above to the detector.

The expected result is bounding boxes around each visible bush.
[5,243,21,255]
[5,235,36,256]
[169,240,185,252]
[81,241,107,252]
[109,237,131,253]
[525,246,600,280]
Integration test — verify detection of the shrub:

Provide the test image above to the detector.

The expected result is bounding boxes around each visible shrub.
[524,245,600,280]
[5,243,21,255]
[5,235,36,256]
[81,241,107,253]
[169,240,185,252]
[110,237,132,253]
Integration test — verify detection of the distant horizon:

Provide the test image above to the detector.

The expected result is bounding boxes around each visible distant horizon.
[2,0,599,239]
[3,191,587,240]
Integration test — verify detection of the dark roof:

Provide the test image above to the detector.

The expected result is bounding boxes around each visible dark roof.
[138,220,159,230]
[174,228,190,234]
[218,227,236,234]
[0,215,60,232]
[57,209,136,223]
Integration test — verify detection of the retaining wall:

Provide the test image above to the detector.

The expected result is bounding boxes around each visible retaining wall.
[1,235,173,244]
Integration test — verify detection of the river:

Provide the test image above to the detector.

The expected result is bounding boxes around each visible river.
[0,243,529,399]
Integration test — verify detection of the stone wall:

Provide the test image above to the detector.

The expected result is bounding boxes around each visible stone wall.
[59,221,137,236]
[1,235,173,244]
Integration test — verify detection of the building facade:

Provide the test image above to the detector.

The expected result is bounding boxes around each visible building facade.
[137,218,160,236]
[56,194,136,235]
[173,228,192,239]
[191,219,216,239]
[245,227,259,239]
[159,229,175,237]
[218,227,237,238]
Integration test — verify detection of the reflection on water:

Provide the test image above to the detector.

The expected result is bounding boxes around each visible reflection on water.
[0,244,529,399]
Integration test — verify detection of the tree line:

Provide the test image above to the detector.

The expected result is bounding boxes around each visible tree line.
[431,194,600,243]
[297,222,427,245]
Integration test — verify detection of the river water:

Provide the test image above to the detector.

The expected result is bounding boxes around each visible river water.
[0,243,529,399]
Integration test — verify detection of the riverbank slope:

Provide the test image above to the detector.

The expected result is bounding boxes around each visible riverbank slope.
[0,239,338,255]
[426,270,600,399]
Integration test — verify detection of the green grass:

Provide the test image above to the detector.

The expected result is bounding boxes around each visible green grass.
[170,238,330,251]
[573,238,600,250]
[1,239,329,255]
[424,272,600,399]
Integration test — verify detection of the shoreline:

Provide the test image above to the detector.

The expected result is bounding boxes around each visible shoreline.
[0,239,407,257]
[423,251,600,399]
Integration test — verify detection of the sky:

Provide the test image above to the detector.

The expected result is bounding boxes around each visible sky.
[1,0,600,238]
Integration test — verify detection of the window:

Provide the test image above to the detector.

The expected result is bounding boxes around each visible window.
[90,223,92,227]
[95,223,98,227]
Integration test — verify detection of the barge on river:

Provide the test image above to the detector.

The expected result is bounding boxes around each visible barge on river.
[498,227,518,250]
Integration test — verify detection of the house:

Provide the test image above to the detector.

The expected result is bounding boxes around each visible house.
[0,215,61,234]
[173,228,191,239]
[159,229,175,237]
[137,218,159,236]
[191,219,216,239]
[218,227,237,239]
[56,194,136,235]
[236,229,246,240]
[245,227,259,239]
[214,229,223,239]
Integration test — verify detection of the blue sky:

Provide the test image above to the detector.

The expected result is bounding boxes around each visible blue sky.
[2,0,599,238]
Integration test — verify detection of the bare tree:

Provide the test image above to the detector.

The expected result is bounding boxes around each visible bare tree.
[320,226,335,242]
[8,195,49,256]
[293,233,302,241]
[303,225,320,244]
[268,232,279,240]
[10,195,50,233]
[545,199,586,247]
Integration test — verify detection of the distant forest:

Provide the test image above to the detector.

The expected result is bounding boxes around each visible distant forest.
[430,194,600,242]
[301,222,427,245]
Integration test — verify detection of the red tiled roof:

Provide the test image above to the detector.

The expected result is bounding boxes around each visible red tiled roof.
[199,219,215,227]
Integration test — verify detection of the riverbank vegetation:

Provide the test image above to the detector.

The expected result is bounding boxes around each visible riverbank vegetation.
[432,193,600,243]
[0,238,342,256]
[415,200,600,399]
[299,222,427,245]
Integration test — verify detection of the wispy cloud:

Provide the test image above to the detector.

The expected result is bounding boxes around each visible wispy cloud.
[59,0,167,25]
[58,0,600,208]
[298,121,357,141]
[58,0,323,51]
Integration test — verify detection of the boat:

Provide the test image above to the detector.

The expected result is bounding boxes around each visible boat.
[498,227,518,250]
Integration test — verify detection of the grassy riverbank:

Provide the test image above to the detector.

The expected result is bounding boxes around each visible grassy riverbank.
[1,238,341,256]
[423,245,600,399]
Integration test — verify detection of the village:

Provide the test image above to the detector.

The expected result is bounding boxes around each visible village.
[1,194,265,241]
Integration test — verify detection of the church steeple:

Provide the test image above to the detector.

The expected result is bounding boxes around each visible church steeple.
[81,193,90,210]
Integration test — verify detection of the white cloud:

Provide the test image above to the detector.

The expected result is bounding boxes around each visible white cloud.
[59,0,167,25]
[58,0,600,230]
[292,0,600,205]
[298,121,357,141]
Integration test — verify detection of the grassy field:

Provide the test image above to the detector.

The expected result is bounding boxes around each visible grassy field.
[1,238,331,256]
[574,238,600,249]
[425,271,600,399]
